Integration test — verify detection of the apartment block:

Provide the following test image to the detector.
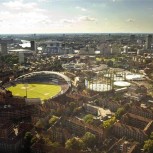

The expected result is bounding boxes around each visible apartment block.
[108,138,139,153]
[129,106,153,120]
[112,112,153,143]
[121,113,153,133]
[112,122,148,143]
[64,117,104,143]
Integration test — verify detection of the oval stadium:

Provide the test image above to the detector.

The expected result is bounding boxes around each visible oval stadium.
[7,71,71,101]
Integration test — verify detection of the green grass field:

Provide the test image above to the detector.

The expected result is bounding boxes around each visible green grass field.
[7,83,61,100]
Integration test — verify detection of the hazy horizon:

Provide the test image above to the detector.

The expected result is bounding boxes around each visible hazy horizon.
[1,32,153,35]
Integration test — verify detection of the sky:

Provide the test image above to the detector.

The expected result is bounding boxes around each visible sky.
[0,0,153,34]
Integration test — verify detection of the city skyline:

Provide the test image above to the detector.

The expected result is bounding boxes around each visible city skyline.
[0,0,153,34]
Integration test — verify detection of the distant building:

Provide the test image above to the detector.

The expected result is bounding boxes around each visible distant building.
[0,39,14,55]
[97,43,112,56]
[130,35,135,42]
[19,52,25,64]
[146,34,152,50]
[1,42,7,55]
[30,41,36,51]
[43,41,63,54]
[80,47,95,55]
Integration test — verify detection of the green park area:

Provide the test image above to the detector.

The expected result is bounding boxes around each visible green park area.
[7,83,61,100]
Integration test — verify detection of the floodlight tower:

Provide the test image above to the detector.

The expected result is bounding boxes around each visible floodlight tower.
[24,83,28,98]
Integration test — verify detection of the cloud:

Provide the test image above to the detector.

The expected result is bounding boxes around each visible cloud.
[60,19,75,24]
[3,0,38,11]
[0,0,97,33]
[60,16,97,25]
[38,0,49,2]
[0,0,52,33]
[79,16,97,22]
[126,18,135,23]
[76,6,87,12]
[112,0,122,2]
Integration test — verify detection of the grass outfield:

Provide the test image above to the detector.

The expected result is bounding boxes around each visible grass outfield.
[7,83,61,100]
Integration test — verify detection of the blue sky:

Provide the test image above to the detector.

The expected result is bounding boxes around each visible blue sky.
[0,0,153,33]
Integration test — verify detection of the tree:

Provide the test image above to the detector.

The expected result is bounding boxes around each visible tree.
[144,68,152,77]
[24,132,33,143]
[115,107,125,119]
[143,139,153,153]
[124,103,131,110]
[65,137,85,151]
[83,114,94,124]
[35,119,47,129]
[52,59,63,71]
[51,142,61,148]
[107,60,113,67]
[102,116,116,129]
[41,137,61,148]
[150,132,153,140]
[82,132,96,149]
[73,107,82,115]
[31,136,37,144]
[49,115,59,126]
[69,102,76,112]
[43,137,53,146]
[94,99,99,105]
[24,132,33,153]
